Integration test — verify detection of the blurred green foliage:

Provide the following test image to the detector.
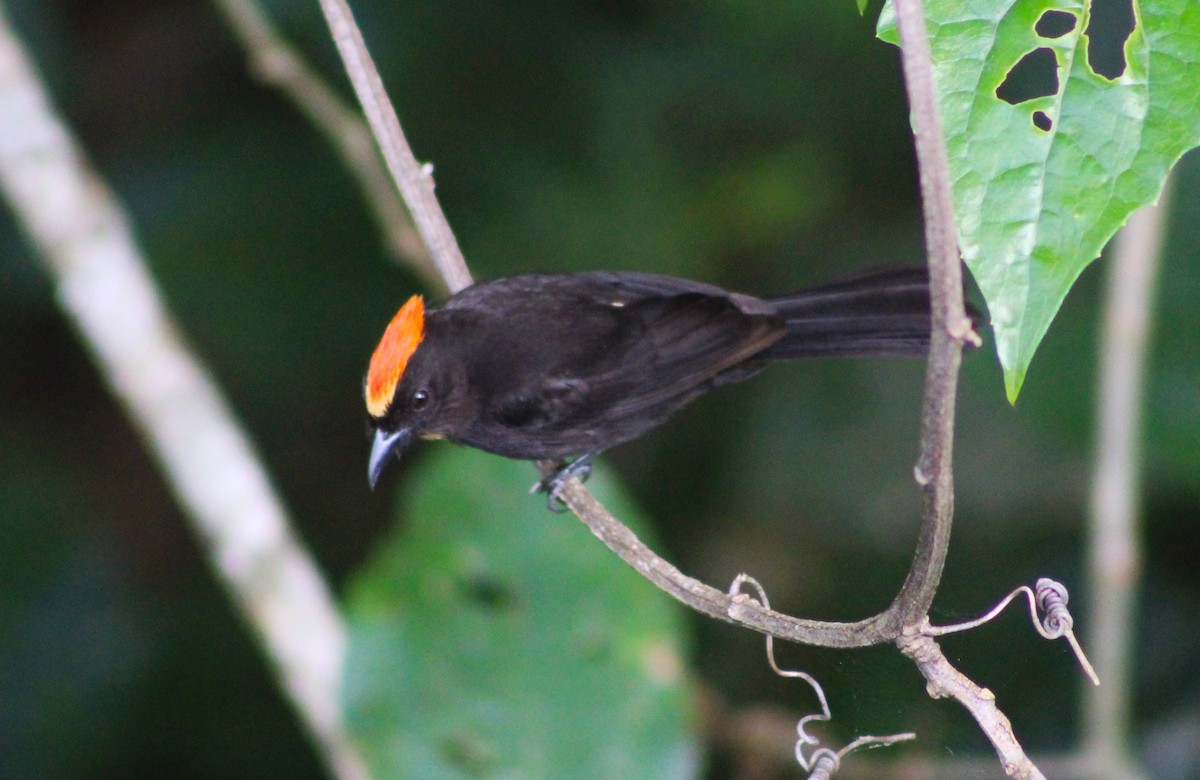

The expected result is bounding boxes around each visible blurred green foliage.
[344,449,694,778]
[1,1,1198,778]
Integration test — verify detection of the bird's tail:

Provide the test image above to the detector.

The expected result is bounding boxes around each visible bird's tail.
[759,267,935,360]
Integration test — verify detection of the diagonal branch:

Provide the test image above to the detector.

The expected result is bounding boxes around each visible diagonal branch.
[316,0,473,294]
[315,0,904,650]
[316,2,1043,776]
[898,634,1046,780]
[543,463,897,648]
[211,0,441,290]
[0,5,367,779]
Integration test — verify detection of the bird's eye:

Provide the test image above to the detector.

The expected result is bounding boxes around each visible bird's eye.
[412,388,431,411]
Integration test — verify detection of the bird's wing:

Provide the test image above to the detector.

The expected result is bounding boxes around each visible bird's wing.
[480,292,782,455]
[587,293,783,421]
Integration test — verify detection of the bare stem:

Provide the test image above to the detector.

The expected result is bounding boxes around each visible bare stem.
[885,0,1044,776]
[886,0,969,628]
[316,1,1038,776]
[316,0,473,293]
[543,463,897,648]
[309,0,905,647]
[1081,179,1172,780]
[0,6,367,779]
[898,634,1046,780]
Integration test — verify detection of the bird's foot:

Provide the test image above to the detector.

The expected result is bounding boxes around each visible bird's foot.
[532,455,595,513]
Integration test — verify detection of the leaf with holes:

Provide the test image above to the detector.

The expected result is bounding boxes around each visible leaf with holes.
[879,0,1200,401]
[342,447,697,779]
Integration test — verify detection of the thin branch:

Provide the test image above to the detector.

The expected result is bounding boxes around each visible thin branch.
[541,462,897,647]
[0,7,367,780]
[316,0,473,293]
[316,3,1042,778]
[886,0,970,628]
[209,0,443,292]
[898,634,1046,780]
[312,0,907,649]
[887,0,1044,776]
[1081,179,1172,780]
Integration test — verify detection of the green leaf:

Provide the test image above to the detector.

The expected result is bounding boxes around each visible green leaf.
[879,0,1200,401]
[343,447,697,779]
[858,0,872,17]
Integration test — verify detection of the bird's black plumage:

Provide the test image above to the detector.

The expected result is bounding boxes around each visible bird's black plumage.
[365,267,938,490]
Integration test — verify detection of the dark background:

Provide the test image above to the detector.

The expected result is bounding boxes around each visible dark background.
[2,0,1197,777]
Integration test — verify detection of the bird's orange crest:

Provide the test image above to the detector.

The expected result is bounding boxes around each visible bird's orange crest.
[366,295,425,418]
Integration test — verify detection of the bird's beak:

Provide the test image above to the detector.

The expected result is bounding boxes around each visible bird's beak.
[368,427,411,490]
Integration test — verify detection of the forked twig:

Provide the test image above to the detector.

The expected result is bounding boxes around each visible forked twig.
[314,0,1058,776]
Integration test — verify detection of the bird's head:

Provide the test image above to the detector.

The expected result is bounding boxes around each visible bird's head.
[364,295,446,488]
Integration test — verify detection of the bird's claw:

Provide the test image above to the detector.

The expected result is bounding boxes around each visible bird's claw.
[532,458,594,512]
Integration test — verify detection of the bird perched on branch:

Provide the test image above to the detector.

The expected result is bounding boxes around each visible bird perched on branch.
[364,267,953,503]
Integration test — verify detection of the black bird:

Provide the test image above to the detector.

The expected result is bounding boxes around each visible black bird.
[365,267,940,497]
